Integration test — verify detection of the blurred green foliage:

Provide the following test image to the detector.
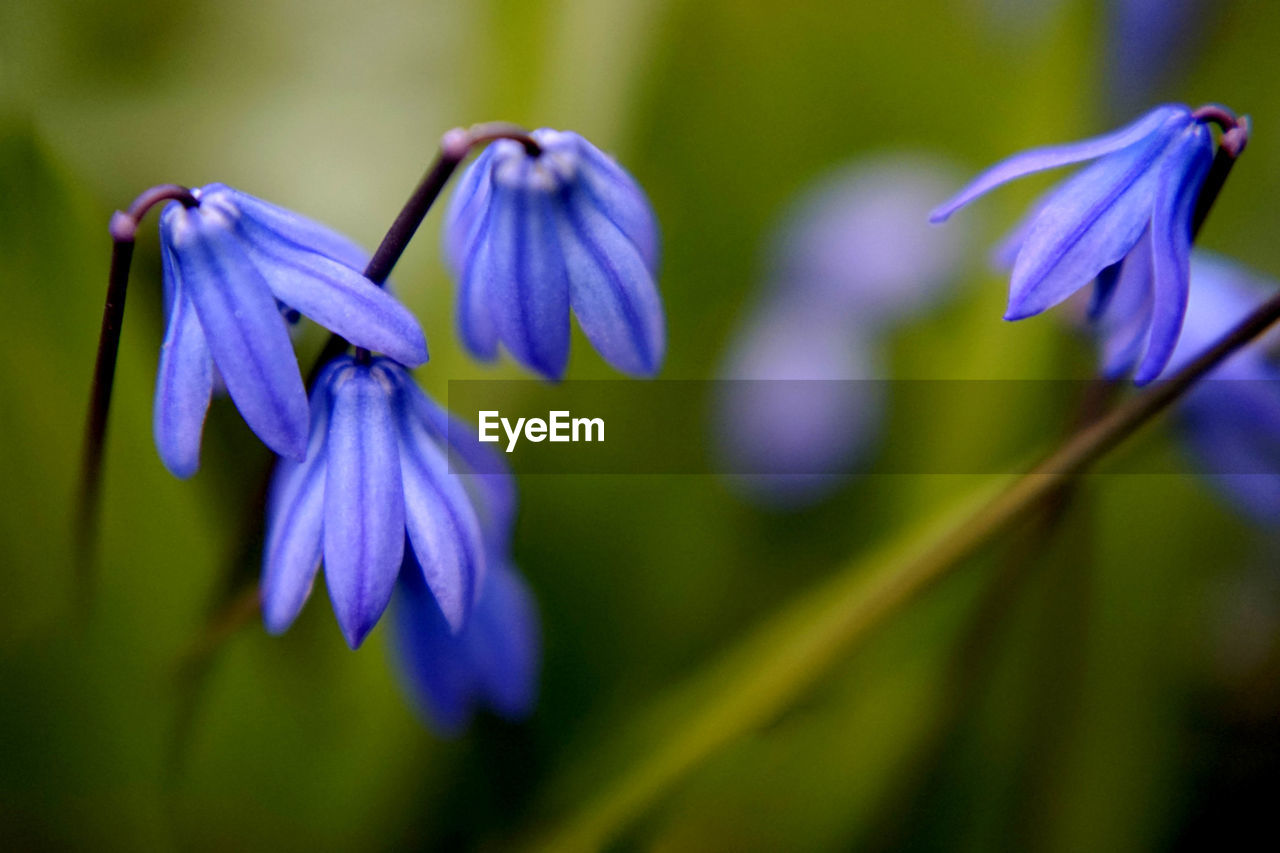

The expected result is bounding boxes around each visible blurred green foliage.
[3,0,1280,850]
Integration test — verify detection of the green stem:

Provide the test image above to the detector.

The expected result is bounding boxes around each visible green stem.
[533,286,1280,851]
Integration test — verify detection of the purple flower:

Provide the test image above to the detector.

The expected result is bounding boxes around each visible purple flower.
[715,298,883,507]
[1152,254,1280,524]
[155,184,428,478]
[260,355,491,649]
[443,130,664,379]
[932,105,1214,383]
[391,555,540,736]
[767,154,970,324]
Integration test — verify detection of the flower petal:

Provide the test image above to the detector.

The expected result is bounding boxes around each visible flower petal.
[153,243,214,479]
[930,104,1189,222]
[1133,123,1214,384]
[456,200,501,361]
[391,559,478,736]
[444,146,497,273]
[322,362,405,648]
[1097,231,1156,379]
[564,131,661,272]
[407,384,516,544]
[163,201,310,460]
[211,184,371,273]
[260,365,338,634]
[478,164,571,378]
[558,184,666,376]
[391,368,486,632]
[1005,118,1182,320]
[235,212,428,366]
[466,560,541,719]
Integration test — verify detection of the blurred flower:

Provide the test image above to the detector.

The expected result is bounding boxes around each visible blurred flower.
[716,155,967,507]
[391,556,540,736]
[1104,0,1220,119]
[443,129,664,379]
[261,355,485,649]
[716,299,882,506]
[767,155,971,324]
[932,105,1214,383]
[156,184,428,477]
[1156,254,1280,524]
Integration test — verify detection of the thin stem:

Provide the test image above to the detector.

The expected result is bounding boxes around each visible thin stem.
[537,285,1280,852]
[77,185,198,562]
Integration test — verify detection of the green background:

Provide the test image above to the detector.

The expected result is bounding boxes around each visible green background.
[3,0,1279,849]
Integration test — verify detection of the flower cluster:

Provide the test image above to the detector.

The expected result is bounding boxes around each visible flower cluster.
[88,123,665,734]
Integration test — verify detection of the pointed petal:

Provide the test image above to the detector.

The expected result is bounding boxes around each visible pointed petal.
[260,366,339,634]
[467,561,541,719]
[322,363,405,648]
[163,201,310,460]
[564,132,661,272]
[235,213,428,366]
[1097,231,1156,378]
[558,186,666,376]
[391,368,485,632]
[931,105,1189,222]
[211,184,371,272]
[457,201,501,361]
[153,244,214,478]
[407,384,516,544]
[478,166,571,378]
[1005,119,1181,320]
[391,561,478,736]
[444,146,497,273]
[1133,123,1214,384]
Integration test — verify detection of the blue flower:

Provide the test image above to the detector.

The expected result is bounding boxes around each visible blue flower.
[932,105,1214,383]
[155,184,429,478]
[391,555,541,736]
[443,129,664,379]
[1142,254,1280,523]
[260,354,493,649]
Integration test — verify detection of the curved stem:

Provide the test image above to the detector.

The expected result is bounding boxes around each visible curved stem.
[77,185,198,564]
[535,282,1280,851]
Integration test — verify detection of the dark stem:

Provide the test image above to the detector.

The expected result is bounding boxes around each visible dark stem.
[1192,117,1249,238]
[77,185,198,564]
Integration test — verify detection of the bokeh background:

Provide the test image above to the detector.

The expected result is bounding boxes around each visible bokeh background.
[3,0,1280,849]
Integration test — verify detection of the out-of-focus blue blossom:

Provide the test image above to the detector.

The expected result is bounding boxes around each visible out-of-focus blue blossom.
[1154,254,1280,524]
[261,355,485,649]
[443,129,664,380]
[716,155,967,507]
[156,184,428,478]
[767,156,971,324]
[716,300,882,506]
[933,105,1214,384]
[1104,0,1221,119]
[391,555,541,736]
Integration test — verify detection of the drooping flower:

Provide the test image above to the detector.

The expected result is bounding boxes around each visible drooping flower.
[391,555,541,736]
[443,129,664,379]
[932,104,1215,383]
[260,354,488,649]
[155,184,429,478]
[1141,254,1280,523]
